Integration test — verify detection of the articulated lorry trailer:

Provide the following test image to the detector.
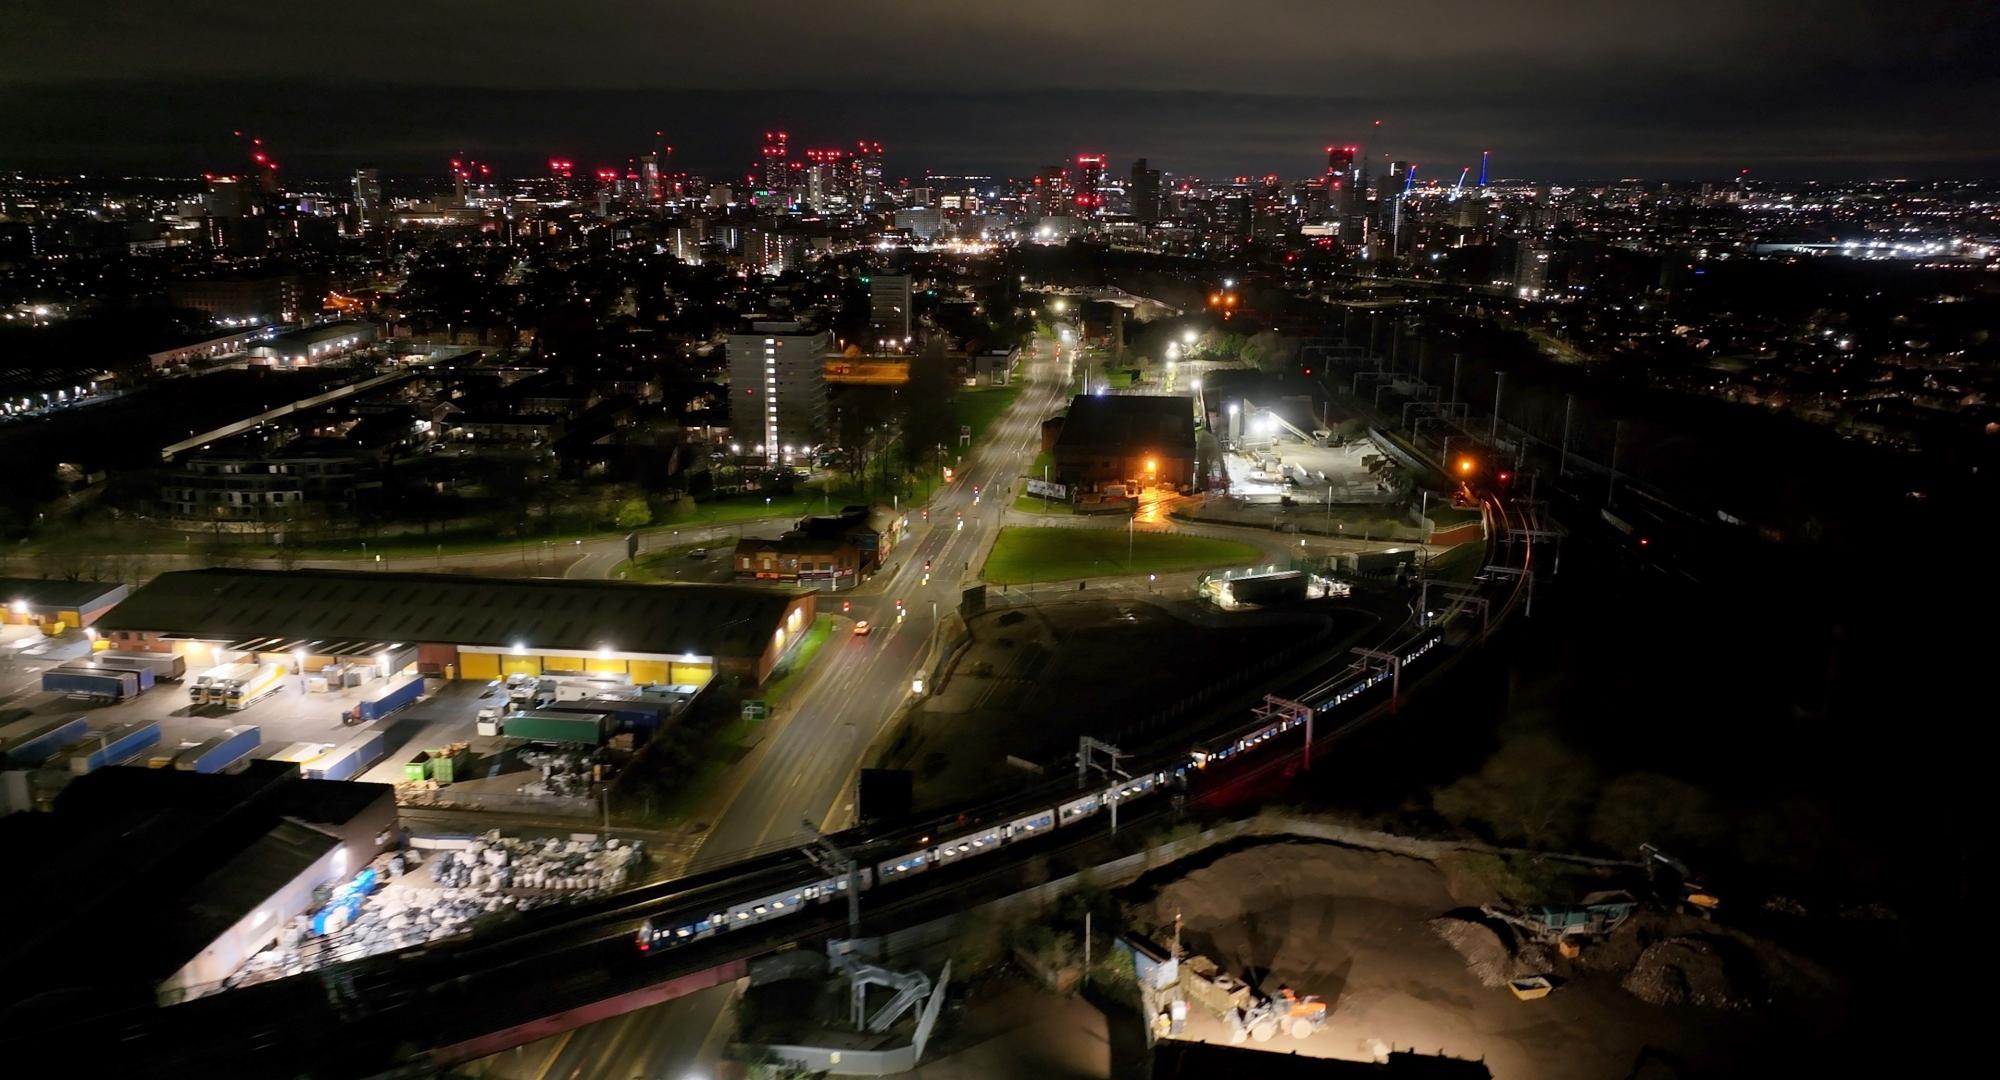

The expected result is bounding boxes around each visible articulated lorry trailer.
[1,716,90,768]
[66,657,157,693]
[218,663,286,710]
[347,676,423,724]
[67,721,163,775]
[305,724,386,782]
[90,650,186,681]
[173,725,261,773]
[500,710,607,747]
[42,667,142,703]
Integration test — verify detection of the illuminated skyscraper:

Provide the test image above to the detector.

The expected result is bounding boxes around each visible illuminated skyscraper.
[760,131,790,192]
[854,141,884,205]
[803,148,848,209]
[1074,154,1107,216]
[1035,164,1069,217]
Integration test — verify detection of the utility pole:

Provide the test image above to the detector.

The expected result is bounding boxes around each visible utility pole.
[1559,393,1575,477]
[1450,353,1461,407]
[803,820,862,937]
[1490,372,1505,443]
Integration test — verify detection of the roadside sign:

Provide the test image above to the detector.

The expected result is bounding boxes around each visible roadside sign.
[741,700,769,721]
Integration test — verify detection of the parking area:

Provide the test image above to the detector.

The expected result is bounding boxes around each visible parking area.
[3,657,486,769]
[1222,438,1394,504]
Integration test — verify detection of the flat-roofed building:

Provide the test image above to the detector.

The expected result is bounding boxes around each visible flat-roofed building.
[96,568,815,687]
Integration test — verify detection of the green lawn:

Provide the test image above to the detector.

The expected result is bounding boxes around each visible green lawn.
[657,712,765,821]
[954,384,1022,446]
[1012,493,1075,516]
[761,615,835,703]
[982,526,1260,585]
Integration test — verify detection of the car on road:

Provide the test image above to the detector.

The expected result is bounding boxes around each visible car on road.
[852,620,872,637]
[688,548,707,559]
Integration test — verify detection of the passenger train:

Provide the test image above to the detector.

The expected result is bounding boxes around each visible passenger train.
[635,627,1447,955]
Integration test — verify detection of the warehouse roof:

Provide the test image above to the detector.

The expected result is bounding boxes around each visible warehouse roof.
[98,568,807,659]
[0,576,130,612]
[1053,394,1195,452]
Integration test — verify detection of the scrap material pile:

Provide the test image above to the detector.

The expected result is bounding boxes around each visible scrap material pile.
[518,749,602,798]
[226,831,646,991]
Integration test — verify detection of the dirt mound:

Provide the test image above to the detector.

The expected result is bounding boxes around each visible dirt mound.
[1140,840,1453,923]
[1428,915,1513,987]
[1621,936,1756,1009]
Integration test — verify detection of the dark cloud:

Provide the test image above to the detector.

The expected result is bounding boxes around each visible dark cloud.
[2,1,1995,180]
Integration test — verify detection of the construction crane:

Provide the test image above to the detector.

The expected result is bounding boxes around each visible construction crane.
[1391,164,1419,253]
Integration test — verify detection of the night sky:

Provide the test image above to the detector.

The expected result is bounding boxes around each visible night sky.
[3,0,1995,182]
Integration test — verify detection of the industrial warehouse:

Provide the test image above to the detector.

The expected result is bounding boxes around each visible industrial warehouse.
[95,567,817,688]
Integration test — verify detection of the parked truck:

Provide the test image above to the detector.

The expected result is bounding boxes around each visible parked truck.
[219,663,286,710]
[552,697,672,734]
[1,716,90,768]
[68,658,157,693]
[501,710,607,747]
[191,662,255,705]
[306,724,385,782]
[92,650,186,681]
[67,721,163,775]
[348,675,423,725]
[42,667,142,704]
[173,724,261,774]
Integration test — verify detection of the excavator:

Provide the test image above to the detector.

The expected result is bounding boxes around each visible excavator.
[1641,843,1722,917]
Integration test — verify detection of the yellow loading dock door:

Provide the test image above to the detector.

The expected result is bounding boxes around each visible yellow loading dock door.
[627,660,669,685]
[584,657,629,676]
[458,652,500,680]
[501,655,543,678]
[670,662,713,686]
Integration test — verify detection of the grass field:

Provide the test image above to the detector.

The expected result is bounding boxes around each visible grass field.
[954,384,1022,446]
[1011,493,1075,516]
[761,615,835,703]
[655,614,835,822]
[982,526,1260,584]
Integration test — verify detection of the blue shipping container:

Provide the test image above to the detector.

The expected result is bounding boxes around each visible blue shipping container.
[176,724,261,773]
[68,721,163,775]
[42,669,140,702]
[2,716,90,768]
[355,677,424,722]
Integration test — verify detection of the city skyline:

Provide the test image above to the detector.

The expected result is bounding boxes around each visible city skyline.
[4,1,1998,181]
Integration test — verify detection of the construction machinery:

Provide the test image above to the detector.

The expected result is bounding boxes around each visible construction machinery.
[1226,984,1328,1043]
[1480,891,1637,947]
[1641,843,1722,917]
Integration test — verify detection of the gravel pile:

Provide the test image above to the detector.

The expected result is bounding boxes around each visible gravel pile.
[1429,915,1514,987]
[1620,936,1755,1009]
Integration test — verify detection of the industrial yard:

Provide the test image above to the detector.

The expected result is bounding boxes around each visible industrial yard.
[1122,837,1863,1080]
